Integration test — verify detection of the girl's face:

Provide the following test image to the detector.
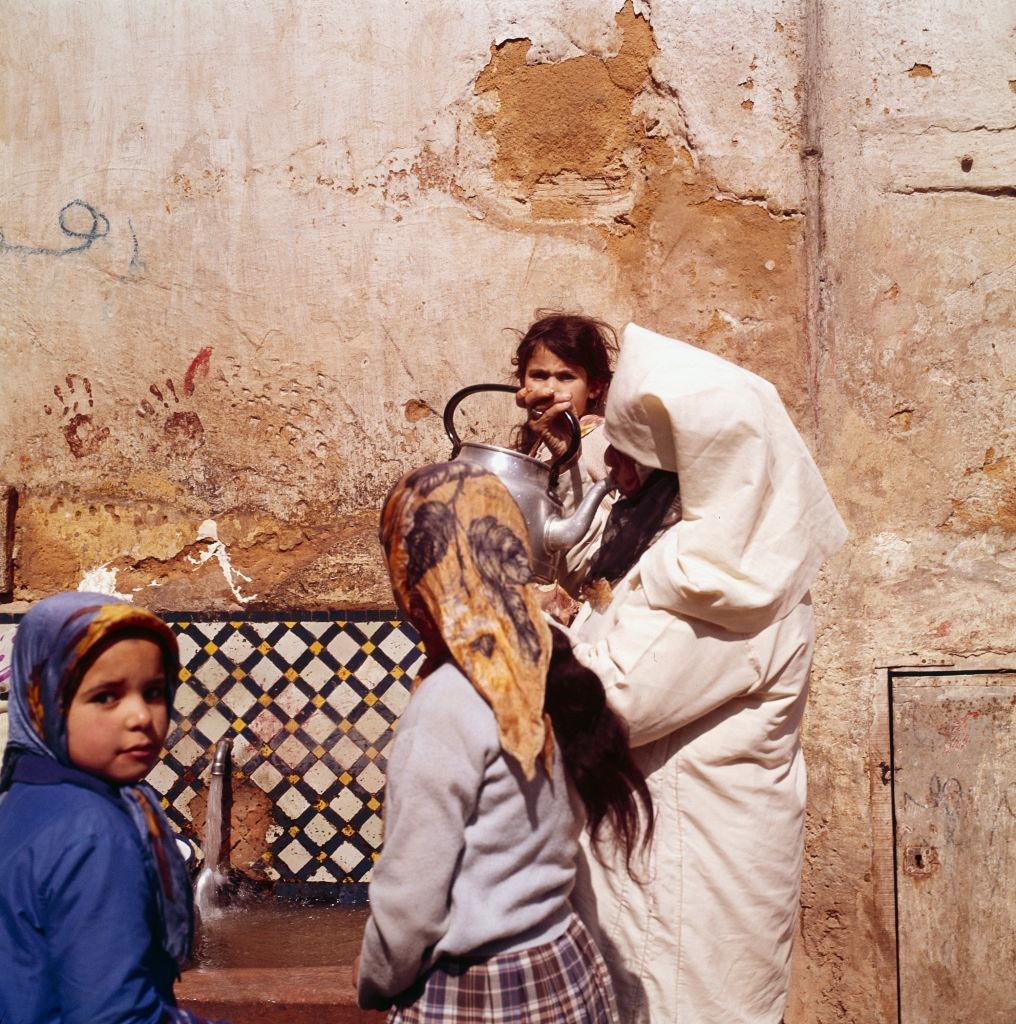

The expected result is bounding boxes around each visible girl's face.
[522,344,600,419]
[66,638,170,784]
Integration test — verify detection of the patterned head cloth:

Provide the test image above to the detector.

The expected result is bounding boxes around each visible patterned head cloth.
[381,462,552,779]
[0,592,193,969]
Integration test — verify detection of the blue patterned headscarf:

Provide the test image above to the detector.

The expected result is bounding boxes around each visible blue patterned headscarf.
[0,592,194,970]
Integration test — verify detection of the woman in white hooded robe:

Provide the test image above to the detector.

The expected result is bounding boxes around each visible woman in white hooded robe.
[564,324,847,1024]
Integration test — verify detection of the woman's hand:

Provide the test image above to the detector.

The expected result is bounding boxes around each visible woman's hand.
[515,385,576,461]
[534,583,580,625]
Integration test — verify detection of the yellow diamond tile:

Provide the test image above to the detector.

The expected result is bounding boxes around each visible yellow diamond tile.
[309,641,323,655]
[288,825,300,837]
[342,824,354,837]
[417,641,426,651]
[364,692,378,706]
[258,693,272,706]
[180,720,192,733]
[339,720,352,733]
[232,718,245,732]
[287,773,300,784]
[361,641,376,655]
[312,694,325,708]
[343,875,354,883]
[317,851,328,861]
[261,744,272,757]
[204,641,218,655]
[337,667,351,680]
[258,641,271,655]
[370,851,379,862]
[315,799,327,811]
[367,797,380,811]
[177,622,190,630]
[285,719,299,733]
[283,621,296,629]
[229,621,242,629]
[388,620,400,627]
[284,667,298,682]
[204,693,218,706]
[232,667,245,680]
[337,620,347,627]
[313,745,325,758]
[391,666,404,679]
[160,797,170,809]
[178,667,191,682]
[261,852,272,863]
[366,747,378,760]
[339,771,353,785]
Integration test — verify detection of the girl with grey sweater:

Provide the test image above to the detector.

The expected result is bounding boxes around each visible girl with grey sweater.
[356,461,653,1024]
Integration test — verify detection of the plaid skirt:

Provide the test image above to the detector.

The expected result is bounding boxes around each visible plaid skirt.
[387,914,619,1024]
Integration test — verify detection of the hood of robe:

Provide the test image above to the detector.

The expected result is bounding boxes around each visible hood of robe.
[603,323,847,633]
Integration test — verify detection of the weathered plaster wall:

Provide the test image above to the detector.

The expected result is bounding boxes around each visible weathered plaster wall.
[788,2,1016,1021]
[0,0,807,610]
[3,0,1011,1019]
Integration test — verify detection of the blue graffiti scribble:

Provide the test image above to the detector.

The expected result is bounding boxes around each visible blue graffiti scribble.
[0,200,110,257]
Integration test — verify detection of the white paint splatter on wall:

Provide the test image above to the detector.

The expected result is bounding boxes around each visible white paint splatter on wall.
[187,519,257,604]
[78,564,134,600]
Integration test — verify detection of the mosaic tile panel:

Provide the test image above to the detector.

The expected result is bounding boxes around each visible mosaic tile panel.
[0,611,422,888]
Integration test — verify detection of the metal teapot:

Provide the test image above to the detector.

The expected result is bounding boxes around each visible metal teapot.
[443,383,613,582]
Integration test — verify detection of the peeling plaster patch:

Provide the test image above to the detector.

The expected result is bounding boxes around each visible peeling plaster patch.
[889,407,914,432]
[470,0,806,412]
[870,532,914,581]
[608,161,807,408]
[78,563,133,600]
[186,520,256,604]
[944,481,1016,534]
[907,63,934,78]
[474,2,657,217]
[403,399,435,422]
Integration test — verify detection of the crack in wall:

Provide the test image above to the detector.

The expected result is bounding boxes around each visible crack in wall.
[890,185,1016,198]
[708,191,805,219]
[915,123,1016,135]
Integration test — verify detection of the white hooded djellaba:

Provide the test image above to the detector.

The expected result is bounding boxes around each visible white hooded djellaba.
[566,324,847,1024]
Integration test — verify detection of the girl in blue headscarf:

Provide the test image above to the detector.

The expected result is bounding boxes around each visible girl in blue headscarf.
[0,592,226,1024]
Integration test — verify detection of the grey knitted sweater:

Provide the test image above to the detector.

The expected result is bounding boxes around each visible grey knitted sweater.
[357,661,579,1009]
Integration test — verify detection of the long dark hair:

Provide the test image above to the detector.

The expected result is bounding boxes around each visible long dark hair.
[509,312,618,453]
[543,625,653,877]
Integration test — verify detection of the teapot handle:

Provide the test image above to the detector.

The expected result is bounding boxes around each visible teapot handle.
[443,383,581,487]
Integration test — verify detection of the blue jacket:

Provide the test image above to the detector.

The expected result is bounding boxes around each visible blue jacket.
[0,757,180,1024]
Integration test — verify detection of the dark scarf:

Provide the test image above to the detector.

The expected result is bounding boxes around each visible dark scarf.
[586,470,681,586]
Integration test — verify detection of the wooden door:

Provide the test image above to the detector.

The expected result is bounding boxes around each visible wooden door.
[891,671,1016,1024]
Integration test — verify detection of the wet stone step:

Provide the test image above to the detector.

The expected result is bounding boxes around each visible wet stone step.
[177,965,386,1024]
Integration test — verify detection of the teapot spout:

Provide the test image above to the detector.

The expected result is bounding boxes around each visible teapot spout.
[544,479,613,554]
